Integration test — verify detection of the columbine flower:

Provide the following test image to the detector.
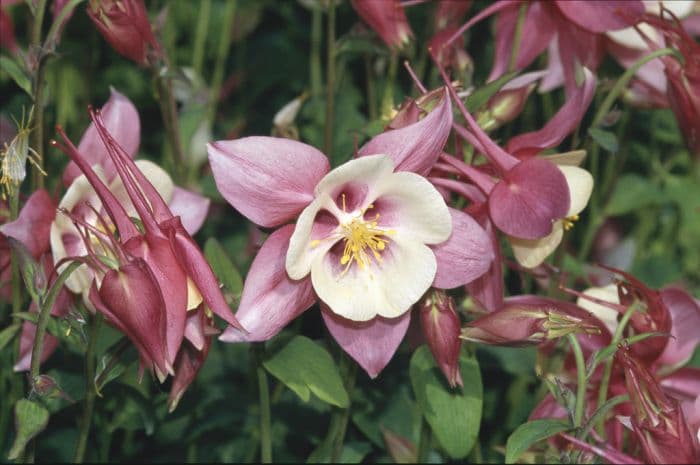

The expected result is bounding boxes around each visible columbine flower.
[208,89,494,377]
[419,290,463,388]
[350,0,412,50]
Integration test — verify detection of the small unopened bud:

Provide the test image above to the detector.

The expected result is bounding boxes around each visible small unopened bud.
[419,290,463,388]
[87,0,160,65]
[478,83,536,132]
[272,93,308,140]
[350,0,413,50]
[382,428,417,463]
[461,297,602,346]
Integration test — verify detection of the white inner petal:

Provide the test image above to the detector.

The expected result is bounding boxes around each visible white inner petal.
[558,165,594,217]
[509,222,564,269]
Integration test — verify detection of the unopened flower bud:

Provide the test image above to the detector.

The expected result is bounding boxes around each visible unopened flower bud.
[87,0,160,65]
[461,297,602,346]
[351,0,413,50]
[478,81,536,132]
[419,290,463,388]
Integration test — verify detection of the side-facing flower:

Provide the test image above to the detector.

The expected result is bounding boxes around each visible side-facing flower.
[208,89,494,377]
[350,0,412,50]
[419,289,463,388]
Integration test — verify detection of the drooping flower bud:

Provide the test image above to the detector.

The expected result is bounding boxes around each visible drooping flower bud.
[419,290,463,388]
[461,296,603,346]
[616,346,700,464]
[87,0,160,65]
[350,0,412,50]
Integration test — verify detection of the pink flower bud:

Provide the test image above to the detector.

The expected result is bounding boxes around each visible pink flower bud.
[350,0,412,50]
[87,0,160,64]
[461,296,603,346]
[616,347,700,464]
[419,290,463,388]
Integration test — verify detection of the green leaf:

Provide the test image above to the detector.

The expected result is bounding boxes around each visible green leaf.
[204,237,243,300]
[12,311,86,351]
[605,174,662,216]
[263,335,349,408]
[466,71,519,112]
[0,55,32,96]
[409,345,483,459]
[505,419,570,464]
[94,338,138,395]
[0,323,21,352]
[8,399,50,460]
[588,127,619,153]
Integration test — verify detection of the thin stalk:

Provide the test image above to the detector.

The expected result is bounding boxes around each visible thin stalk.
[154,69,186,184]
[310,4,323,99]
[331,361,357,462]
[208,0,237,124]
[9,191,21,320]
[380,53,399,120]
[191,0,212,77]
[508,2,527,73]
[590,48,681,128]
[596,303,639,437]
[29,261,82,385]
[45,0,84,50]
[323,0,337,156]
[567,333,586,428]
[29,0,49,190]
[254,344,272,463]
[416,417,431,462]
[73,313,103,463]
[364,55,377,121]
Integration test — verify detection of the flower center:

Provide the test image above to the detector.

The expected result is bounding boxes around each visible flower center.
[340,214,393,271]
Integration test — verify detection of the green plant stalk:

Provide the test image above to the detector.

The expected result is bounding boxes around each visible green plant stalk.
[310,4,323,99]
[8,190,21,321]
[29,261,82,386]
[45,0,84,49]
[192,0,212,77]
[323,0,337,156]
[254,344,272,463]
[364,55,378,121]
[416,417,431,462]
[567,333,587,428]
[73,313,103,463]
[29,0,49,190]
[595,303,639,437]
[380,54,398,120]
[590,48,680,128]
[508,2,528,73]
[331,360,357,462]
[154,68,186,184]
[208,0,237,124]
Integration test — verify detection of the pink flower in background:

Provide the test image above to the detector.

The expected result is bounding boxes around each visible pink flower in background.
[208,89,494,377]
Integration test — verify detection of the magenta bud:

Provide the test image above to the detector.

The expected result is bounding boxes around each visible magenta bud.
[461,297,602,346]
[419,290,463,388]
[616,347,700,464]
[87,0,160,64]
[381,428,417,463]
[350,0,413,50]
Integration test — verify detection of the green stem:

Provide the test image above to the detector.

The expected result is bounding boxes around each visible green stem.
[154,68,186,184]
[380,53,398,120]
[29,261,82,387]
[29,0,49,190]
[508,2,527,73]
[44,0,84,50]
[8,191,21,320]
[254,344,272,463]
[323,0,336,156]
[331,361,357,462]
[208,0,237,124]
[416,417,431,462]
[567,333,586,428]
[590,48,681,128]
[310,4,323,99]
[191,0,211,77]
[364,55,377,121]
[73,313,103,463]
[595,303,639,437]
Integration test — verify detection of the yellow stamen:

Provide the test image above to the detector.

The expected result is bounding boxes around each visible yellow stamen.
[338,204,394,274]
[563,214,580,231]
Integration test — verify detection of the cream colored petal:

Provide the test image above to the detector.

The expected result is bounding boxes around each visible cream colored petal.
[509,222,564,268]
[372,171,452,245]
[51,167,107,294]
[311,233,436,322]
[109,160,174,217]
[559,165,594,217]
[314,154,395,200]
[606,23,662,50]
[286,194,341,280]
[576,284,620,334]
